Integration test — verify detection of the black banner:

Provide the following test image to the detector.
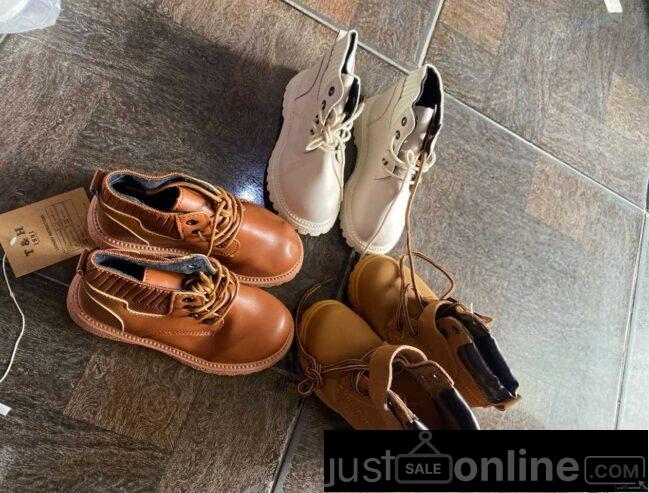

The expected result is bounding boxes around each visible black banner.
[324,430,648,492]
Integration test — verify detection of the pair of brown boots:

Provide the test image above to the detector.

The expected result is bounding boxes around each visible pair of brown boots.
[296,253,520,430]
[67,169,303,375]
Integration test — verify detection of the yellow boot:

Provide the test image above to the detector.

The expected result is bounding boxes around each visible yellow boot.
[348,253,520,410]
[296,299,479,430]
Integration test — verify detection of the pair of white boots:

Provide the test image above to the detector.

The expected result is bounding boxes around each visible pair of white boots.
[267,30,443,254]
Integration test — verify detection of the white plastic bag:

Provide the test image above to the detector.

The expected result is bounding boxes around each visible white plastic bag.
[0,0,60,34]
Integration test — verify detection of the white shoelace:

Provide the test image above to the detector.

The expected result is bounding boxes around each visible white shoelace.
[305,102,364,163]
[0,238,27,417]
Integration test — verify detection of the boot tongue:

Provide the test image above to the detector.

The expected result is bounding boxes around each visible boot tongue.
[399,105,435,157]
[143,267,186,290]
[170,185,214,215]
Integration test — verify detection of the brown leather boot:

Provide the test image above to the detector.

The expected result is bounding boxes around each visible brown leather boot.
[87,169,303,287]
[348,253,520,409]
[296,299,479,430]
[67,249,294,375]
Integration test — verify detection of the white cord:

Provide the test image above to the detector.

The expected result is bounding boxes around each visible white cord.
[0,250,26,386]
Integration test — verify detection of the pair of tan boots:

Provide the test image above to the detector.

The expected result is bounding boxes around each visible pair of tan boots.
[296,252,521,430]
[67,169,304,375]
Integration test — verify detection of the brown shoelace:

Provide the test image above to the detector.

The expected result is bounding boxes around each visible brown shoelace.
[182,258,239,325]
[294,281,370,397]
[294,282,420,398]
[394,140,491,337]
[178,182,243,255]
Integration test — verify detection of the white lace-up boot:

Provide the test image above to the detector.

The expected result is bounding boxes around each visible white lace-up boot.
[268,30,362,236]
[340,64,443,254]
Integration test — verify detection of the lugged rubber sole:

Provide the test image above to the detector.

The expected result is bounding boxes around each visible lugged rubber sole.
[86,197,303,288]
[67,274,294,376]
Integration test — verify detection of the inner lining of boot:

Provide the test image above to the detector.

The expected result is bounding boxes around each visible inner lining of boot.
[414,66,442,130]
[342,31,357,74]
[109,174,180,211]
[441,309,519,398]
[94,255,146,281]
[93,252,217,279]
[344,77,361,115]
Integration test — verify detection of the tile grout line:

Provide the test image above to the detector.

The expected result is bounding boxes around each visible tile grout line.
[613,212,646,429]
[282,0,645,212]
[269,250,357,493]
[415,0,446,67]
[280,0,413,72]
[33,272,70,289]
[448,95,645,212]
[269,398,306,493]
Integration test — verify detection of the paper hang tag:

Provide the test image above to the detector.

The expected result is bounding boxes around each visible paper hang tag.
[0,188,93,277]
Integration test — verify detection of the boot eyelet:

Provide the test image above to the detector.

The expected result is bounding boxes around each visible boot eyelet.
[189,313,200,319]
[328,86,335,96]
[321,100,326,110]
[395,130,401,139]
[401,117,407,126]
[202,318,214,325]
[186,219,198,225]
[182,297,193,303]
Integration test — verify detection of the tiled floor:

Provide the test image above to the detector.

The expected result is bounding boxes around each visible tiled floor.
[0,0,647,491]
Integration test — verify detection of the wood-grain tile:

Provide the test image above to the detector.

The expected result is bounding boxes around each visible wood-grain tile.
[64,344,201,450]
[539,96,649,204]
[440,0,508,54]
[0,276,168,491]
[524,156,596,243]
[1,405,168,491]
[618,221,649,430]
[0,35,107,212]
[392,97,643,429]
[426,22,496,109]
[605,74,649,145]
[296,0,442,68]
[157,370,300,492]
[301,0,360,25]
[428,0,649,206]
[0,275,96,413]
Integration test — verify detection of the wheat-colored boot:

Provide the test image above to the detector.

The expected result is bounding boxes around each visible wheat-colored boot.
[268,30,362,236]
[341,64,443,253]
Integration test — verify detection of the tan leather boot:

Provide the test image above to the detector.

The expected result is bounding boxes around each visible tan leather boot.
[67,249,293,375]
[87,169,303,287]
[268,30,362,236]
[296,299,479,430]
[348,254,520,409]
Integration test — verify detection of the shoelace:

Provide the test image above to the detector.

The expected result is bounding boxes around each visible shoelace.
[305,102,365,195]
[360,131,436,255]
[293,282,419,398]
[394,150,489,337]
[182,258,239,325]
[179,182,243,255]
[293,281,370,397]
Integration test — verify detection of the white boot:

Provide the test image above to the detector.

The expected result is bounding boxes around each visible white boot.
[341,64,443,254]
[268,30,362,236]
